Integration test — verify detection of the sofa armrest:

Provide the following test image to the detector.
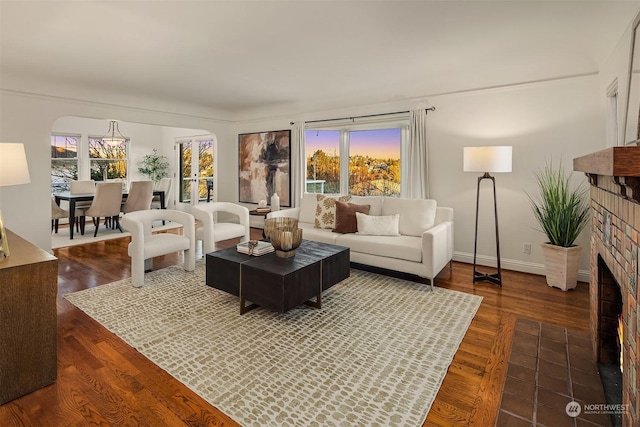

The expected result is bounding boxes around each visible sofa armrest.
[267,208,300,220]
[421,220,454,279]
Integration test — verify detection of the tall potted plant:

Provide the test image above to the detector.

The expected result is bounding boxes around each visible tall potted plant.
[138,149,169,183]
[528,161,590,291]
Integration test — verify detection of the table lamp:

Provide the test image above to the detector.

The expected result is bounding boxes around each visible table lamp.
[0,143,31,258]
[463,146,512,287]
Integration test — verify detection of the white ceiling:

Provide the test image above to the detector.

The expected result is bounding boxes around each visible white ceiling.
[1,1,639,119]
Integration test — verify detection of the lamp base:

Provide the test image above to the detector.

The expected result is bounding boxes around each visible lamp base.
[473,270,502,287]
[471,173,503,288]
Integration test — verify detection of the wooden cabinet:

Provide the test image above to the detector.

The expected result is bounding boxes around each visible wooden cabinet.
[0,229,57,404]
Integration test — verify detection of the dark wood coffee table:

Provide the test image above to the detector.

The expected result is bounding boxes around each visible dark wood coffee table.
[206,240,350,314]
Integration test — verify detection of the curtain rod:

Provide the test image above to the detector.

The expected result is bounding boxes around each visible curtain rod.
[289,106,435,126]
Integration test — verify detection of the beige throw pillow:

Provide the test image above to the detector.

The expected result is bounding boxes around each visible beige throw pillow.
[355,212,400,236]
[315,194,351,229]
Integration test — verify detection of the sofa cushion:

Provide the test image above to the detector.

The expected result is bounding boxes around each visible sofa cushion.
[315,194,351,229]
[336,233,423,263]
[333,201,371,234]
[355,212,400,236]
[381,198,437,237]
[299,222,338,244]
[299,193,319,224]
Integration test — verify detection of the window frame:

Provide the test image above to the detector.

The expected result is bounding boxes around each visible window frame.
[50,133,80,193]
[87,136,129,182]
[305,118,409,197]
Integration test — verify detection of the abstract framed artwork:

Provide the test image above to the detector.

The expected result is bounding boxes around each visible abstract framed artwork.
[239,130,291,207]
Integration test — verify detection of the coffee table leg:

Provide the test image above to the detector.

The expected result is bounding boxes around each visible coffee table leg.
[239,267,258,315]
[239,295,258,315]
[304,292,322,309]
[305,263,323,309]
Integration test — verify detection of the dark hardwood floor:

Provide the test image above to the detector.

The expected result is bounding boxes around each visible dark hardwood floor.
[0,227,591,426]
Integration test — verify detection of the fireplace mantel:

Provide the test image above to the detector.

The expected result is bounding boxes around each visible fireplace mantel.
[574,146,640,176]
[574,147,640,203]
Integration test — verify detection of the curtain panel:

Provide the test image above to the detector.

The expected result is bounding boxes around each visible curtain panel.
[291,122,306,207]
[406,109,430,199]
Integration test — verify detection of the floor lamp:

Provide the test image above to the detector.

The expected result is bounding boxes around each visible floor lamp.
[463,146,512,287]
[0,143,31,258]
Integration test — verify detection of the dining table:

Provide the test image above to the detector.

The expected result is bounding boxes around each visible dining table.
[54,190,166,240]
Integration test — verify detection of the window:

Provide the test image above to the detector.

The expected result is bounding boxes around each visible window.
[178,137,215,204]
[349,129,401,196]
[88,137,128,182]
[305,130,340,194]
[305,126,403,197]
[51,134,79,192]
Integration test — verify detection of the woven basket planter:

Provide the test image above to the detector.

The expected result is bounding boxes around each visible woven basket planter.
[540,243,582,291]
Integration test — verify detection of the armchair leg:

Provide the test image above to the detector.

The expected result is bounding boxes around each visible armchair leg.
[131,256,146,288]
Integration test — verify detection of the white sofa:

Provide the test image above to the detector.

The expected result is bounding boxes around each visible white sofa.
[267,194,454,289]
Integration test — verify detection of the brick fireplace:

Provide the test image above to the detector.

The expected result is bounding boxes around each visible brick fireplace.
[575,147,640,426]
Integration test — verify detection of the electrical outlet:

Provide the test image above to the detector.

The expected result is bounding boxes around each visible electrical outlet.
[523,243,531,254]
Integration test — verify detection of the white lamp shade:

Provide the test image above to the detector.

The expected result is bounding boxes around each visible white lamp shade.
[463,146,512,173]
[0,143,31,186]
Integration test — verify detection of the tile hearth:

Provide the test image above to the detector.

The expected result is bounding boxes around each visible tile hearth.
[497,318,612,427]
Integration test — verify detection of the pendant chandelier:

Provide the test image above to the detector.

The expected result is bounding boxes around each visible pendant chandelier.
[101,120,126,146]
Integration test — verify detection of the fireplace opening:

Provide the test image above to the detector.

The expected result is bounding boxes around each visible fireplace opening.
[597,256,623,426]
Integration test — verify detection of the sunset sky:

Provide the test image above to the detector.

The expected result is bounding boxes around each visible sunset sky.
[305,129,401,160]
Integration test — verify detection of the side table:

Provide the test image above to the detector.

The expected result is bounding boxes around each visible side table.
[249,209,270,237]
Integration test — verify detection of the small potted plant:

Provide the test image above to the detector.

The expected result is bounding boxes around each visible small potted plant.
[138,149,169,183]
[528,161,590,290]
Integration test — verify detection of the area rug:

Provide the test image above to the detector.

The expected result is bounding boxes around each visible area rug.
[64,261,482,426]
[52,221,182,249]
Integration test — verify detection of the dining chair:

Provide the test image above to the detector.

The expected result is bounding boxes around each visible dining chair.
[70,180,96,195]
[70,180,95,232]
[192,202,250,254]
[51,196,68,233]
[151,177,172,210]
[121,181,154,214]
[80,182,124,237]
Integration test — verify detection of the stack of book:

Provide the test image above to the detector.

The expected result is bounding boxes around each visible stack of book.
[255,207,271,214]
[237,241,274,256]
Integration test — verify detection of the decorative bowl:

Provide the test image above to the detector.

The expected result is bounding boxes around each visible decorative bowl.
[264,217,303,258]
[264,217,298,240]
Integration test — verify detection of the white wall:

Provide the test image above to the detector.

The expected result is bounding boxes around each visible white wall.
[429,76,604,280]
[0,91,234,250]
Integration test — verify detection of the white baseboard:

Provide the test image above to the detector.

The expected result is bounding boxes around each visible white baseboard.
[453,251,591,284]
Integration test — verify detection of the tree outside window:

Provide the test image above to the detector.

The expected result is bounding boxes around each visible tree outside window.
[305,128,402,196]
[89,137,127,181]
[51,134,79,192]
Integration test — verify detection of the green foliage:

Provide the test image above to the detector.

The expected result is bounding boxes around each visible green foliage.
[528,161,589,247]
[138,149,169,182]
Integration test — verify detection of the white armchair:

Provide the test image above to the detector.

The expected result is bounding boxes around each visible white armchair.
[121,209,196,288]
[192,202,250,254]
